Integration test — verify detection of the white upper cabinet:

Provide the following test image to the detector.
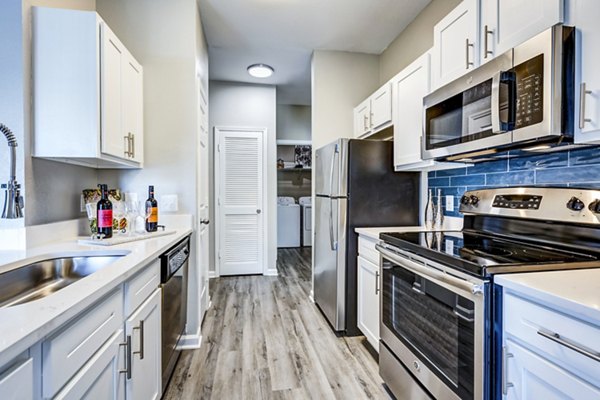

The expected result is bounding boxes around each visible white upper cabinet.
[432,0,480,89]
[392,53,431,169]
[354,99,371,138]
[353,83,393,138]
[33,7,144,169]
[573,0,600,143]
[370,83,392,131]
[480,0,563,64]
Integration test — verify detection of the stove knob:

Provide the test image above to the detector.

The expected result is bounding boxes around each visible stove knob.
[589,199,600,214]
[566,196,585,211]
[461,195,471,206]
[470,195,480,206]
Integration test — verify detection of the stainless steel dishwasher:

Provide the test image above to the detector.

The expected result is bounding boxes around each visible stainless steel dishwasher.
[160,235,190,393]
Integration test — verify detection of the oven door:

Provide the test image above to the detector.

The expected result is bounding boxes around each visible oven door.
[376,244,488,400]
[422,52,514,160]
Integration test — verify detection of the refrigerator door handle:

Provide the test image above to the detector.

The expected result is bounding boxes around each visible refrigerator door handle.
[329,145,337,197]
[329,199,336,251]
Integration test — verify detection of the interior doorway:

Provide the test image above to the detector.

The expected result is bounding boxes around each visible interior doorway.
[214,127,267,276]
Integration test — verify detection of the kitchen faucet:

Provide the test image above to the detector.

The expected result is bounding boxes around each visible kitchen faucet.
[1,123,23,219]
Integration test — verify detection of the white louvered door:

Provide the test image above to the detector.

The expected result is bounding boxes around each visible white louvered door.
[216,128,264,275]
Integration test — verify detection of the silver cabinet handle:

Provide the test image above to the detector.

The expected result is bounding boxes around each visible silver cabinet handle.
[363,114,368,131]
[502,345,514,395]
[579,82,592,129]
[465,38,474,69]
[370,112,374,128]
[484,25,493,58]
[130,133,135,159]
[200,218,210,225]
[124,135,131,157]
[133,320,145,359]
[537,328,600,363]
[256,209,261,214]
[119,335,132,380]
[375,271,380,295]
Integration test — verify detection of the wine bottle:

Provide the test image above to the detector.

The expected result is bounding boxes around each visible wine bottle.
[145,185,158,232]
[97,184,113,238]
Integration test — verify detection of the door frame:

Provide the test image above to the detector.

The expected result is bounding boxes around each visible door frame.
[214,126,269,276]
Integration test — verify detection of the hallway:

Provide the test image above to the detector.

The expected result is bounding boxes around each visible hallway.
[164,248,390,399]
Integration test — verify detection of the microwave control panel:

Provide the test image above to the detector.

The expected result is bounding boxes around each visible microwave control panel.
[492,194,542,210]
[514,54,544,129]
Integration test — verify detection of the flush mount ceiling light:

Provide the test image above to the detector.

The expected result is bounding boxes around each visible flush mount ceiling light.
[247,63,274,78]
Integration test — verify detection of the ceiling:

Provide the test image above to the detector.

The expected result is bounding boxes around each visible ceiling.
[198,0,431,105]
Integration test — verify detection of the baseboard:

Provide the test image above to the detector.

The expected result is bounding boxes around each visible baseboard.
[264,268,278,276]
[208,270,218,278]
[177,326,202,350]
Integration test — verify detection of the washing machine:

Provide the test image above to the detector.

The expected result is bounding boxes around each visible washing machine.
[299,196,312,247]
[277,197,300,248]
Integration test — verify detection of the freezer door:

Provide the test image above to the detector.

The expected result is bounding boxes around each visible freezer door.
[314,196,347,331]
[315,139,348,197]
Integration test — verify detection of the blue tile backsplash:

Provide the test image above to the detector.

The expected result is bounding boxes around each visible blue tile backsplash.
[428,146,600,218]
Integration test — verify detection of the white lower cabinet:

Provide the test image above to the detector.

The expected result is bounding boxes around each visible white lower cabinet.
[0,355,35,400]
[125,289,162,400]
[504,339,600,400]
[54,330,125,400]
[502,290,600,399]
[357,256,380,351]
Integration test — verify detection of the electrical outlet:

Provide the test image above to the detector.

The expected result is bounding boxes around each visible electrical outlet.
[161,194,179,212]
[446,195,454,212]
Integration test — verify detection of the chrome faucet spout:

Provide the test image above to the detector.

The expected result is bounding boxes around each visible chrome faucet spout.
[1,123,23,219]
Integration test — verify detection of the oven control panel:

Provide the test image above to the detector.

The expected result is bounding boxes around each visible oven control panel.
[492,194,542,210]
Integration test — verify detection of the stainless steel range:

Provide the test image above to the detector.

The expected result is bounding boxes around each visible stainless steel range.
[377,187,600,400]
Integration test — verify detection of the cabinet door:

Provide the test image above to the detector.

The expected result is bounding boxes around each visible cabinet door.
[122,52,144,164]
[54,330,125,400]
[0,357,34,400]
[370,83,392,131]
[481,0,563,63]
[574,0,600,143]
[100,22,126,159]
[126,289,161,400]
[357,256,380,351]
[432,0,480,89]
[393,53,430,168]
[504,339,600,400]
[354,99,371,138]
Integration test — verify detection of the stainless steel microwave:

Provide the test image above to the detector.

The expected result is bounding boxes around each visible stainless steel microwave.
[422,25,575,161]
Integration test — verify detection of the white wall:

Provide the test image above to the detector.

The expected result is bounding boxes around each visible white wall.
[276,105,311,141]
[208,81,277,275]
[311,50,380,150]
[96,0,207,336]
[379,0,461,84]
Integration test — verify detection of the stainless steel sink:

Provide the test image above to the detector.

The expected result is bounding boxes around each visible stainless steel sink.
[0,255,125,308]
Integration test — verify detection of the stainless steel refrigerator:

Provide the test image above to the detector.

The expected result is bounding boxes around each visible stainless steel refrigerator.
[314,139,420,335]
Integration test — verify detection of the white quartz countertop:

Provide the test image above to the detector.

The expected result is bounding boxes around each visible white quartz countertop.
[0,227,192,366]
[495,269,600,326]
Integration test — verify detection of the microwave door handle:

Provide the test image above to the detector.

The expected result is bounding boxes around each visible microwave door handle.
[491,71,504,134]
[491,71,516,133]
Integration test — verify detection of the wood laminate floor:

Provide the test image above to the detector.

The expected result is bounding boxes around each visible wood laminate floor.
[163,248,391,400]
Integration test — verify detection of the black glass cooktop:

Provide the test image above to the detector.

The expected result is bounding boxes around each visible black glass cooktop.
[380,230,599,277]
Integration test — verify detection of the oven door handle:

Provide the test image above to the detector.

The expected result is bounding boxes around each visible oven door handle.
[376,243,482,295]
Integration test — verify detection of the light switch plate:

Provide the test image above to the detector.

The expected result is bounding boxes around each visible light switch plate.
[446,195,454,212]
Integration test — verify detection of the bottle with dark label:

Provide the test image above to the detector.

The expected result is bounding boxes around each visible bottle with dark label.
[145,185,158,232]
[97,184,113,238]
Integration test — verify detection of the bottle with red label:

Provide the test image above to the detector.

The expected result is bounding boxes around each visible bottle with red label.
[145,185,158,232]
[97,184,113,238]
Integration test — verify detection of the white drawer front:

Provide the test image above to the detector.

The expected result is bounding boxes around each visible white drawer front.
[43,288,123,398]
[124,260,160,316]
[358,236,379,265]
[0,357,34,400]
[504,292,600,387]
